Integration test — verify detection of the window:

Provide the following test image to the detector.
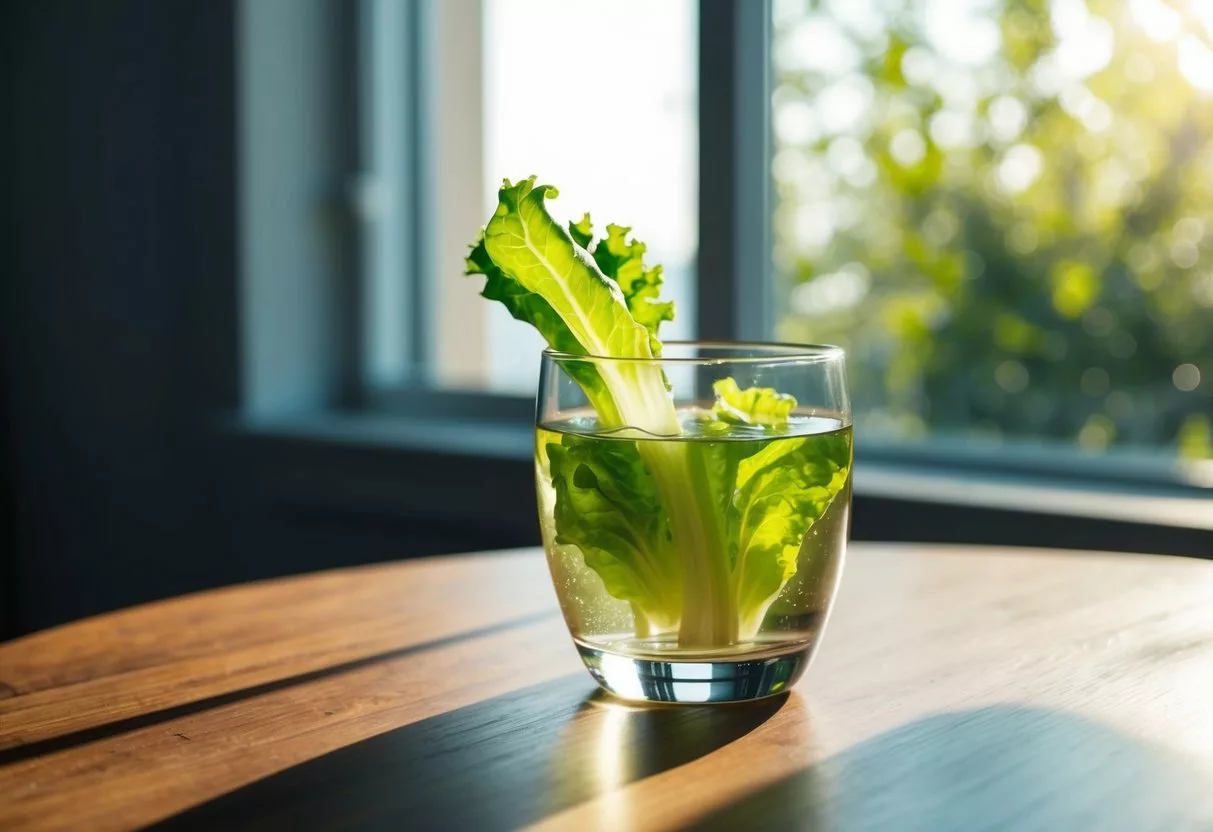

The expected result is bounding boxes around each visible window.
[359,0,697,397]
[245,0,1211,504]
[770,0,1213,481]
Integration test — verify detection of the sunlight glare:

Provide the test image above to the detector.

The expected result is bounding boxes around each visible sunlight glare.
[1130,0,1184,43]
[778,16,861,75]
[595,704,635,830]
[599,652,646,701]
[1178,34,1213,92]
[924,0,1002,66]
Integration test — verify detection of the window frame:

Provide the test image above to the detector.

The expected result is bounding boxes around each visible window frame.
[698,0,773,342]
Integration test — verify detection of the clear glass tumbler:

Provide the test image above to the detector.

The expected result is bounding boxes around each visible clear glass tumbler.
[535,342,851,703]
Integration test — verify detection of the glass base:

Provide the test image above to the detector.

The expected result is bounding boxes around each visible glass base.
[576,642,810,704]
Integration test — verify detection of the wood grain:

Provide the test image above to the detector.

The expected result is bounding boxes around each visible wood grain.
[2,544,1213,831]
[0,551,555,749]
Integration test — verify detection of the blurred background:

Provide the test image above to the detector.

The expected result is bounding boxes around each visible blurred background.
[3,0,1210,638]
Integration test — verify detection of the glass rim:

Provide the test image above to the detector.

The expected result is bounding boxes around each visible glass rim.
[542,340,845,365]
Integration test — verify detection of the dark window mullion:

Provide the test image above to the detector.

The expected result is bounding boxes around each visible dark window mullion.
[698,0,773,343]
[352,0,436,396]
[405,0,436,384]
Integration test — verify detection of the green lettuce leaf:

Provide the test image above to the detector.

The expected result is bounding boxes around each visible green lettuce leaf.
[483,179,653,364]
[466,229,621,425]
[560,215,675,351]
[728,430,852,637]
[713,378,798,429]
[552,425,852,643]
[547,434,682,634]
[568,212,594,249]
[466,231,581,356]
[590,223,675,349]
[473,178,678,434]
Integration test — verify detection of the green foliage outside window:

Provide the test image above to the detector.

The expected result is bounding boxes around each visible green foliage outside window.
[773,0,1213,459]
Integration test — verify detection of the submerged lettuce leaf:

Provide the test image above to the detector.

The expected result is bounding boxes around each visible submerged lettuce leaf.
[690,426,850,640]
[547,434,681,634]
[550,428,851,642]
[727,431,851,637]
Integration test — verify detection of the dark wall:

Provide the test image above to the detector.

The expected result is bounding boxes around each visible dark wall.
[4,1,239,634]
[1,1,535,639]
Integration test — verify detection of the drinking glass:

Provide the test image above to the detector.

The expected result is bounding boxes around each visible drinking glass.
[535,342,851,703]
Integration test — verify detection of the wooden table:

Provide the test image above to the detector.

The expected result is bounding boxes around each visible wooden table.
[3,543,1213,831]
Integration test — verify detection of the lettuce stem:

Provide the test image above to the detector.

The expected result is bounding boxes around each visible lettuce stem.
[638,441,739,648]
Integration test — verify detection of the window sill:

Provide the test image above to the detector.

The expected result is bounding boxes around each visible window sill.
[234,411,534,461]
[222,412,1213,555]
[856,466,1212,532]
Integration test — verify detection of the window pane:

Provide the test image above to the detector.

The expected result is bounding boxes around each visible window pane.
[771,0,1213,461]
[431,0,698,394]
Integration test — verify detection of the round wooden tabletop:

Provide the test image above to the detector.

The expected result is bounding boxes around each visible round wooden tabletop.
[2,543,1213,831]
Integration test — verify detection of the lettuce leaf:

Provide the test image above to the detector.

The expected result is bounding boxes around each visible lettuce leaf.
[590,223,675,350]
[690,409,851,640]
[713,378,798,429]
[483,179,653,365]
[727,430,852,637]
[568,213,594,250]
[467,176,850,649]
[476,178,678,434]
[466,229,622,425]
[546,434,681,635]
[563,215,674,351]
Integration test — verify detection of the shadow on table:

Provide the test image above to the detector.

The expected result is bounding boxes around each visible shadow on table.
[688,704,1213,831]
[158,674,788,831]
